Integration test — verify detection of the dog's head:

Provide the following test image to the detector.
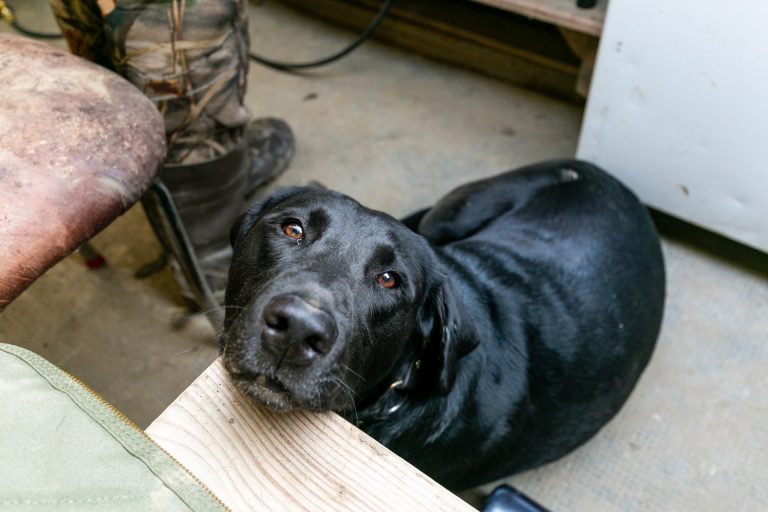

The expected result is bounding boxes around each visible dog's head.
[222,186,479,412]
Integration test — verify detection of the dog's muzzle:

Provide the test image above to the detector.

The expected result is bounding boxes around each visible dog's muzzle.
[261,293,338,367]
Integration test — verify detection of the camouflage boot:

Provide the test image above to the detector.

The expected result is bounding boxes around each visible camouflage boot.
[50,0,294,302]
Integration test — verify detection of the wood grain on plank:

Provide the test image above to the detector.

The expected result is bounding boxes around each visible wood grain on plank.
[470,0,606,36]
[146,359,474,511]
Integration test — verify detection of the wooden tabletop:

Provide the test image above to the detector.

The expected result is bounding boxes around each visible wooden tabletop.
[146,359,474,511]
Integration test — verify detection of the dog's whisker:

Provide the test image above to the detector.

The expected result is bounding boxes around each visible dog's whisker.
[333,375,360,399]
[188,338,222,364]
[332,376,359,425]
[198,331,225,350]
[196,304,246,317]
[339,363,365,383]
[314,383,325,412]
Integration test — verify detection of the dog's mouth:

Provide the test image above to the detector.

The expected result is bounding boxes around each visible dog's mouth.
[230,370,295,410]
[253,373,289,393]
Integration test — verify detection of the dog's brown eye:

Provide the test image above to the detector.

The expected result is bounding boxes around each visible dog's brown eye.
[376,272,399,289]
[282,221,304,240]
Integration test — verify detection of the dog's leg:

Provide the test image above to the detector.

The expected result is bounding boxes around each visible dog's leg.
[400,207,431,233]
[418,160,588,245]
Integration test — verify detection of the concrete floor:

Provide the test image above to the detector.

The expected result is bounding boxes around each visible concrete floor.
[2,2,767,511]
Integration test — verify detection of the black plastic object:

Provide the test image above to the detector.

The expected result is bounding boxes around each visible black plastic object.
[577,0,598,8]
[483,485,552,512]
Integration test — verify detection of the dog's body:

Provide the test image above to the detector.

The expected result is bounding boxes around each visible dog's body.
[223,160,665,490]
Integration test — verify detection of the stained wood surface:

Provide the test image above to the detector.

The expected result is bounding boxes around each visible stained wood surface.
[146,359,474,511]
[0,34,165,310]
[470,0,606,36]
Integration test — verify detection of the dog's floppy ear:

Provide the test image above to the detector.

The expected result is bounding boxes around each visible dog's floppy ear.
[417,279,480,395]
[230,184,325,249]
[230,209,259,249]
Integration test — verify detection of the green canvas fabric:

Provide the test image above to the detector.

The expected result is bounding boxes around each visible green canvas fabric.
[0,343,228,512]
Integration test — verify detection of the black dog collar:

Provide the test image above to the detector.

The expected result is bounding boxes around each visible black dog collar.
[354,358,421,427]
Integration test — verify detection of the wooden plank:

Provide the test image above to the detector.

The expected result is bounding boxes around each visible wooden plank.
[470,0,606,36]
[146,359,474,511]
[274,0,581,102]
[558,28,599,96]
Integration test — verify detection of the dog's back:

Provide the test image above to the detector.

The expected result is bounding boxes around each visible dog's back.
[476,161,663,461]
[374,160,665,489]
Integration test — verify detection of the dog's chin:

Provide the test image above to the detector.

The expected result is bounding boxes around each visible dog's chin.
[229,371,332,413]
[232,373,297,411]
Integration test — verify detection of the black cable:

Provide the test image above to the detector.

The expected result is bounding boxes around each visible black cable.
[1,1,63,39]
[2,0,392,67]
[249,0,393,71]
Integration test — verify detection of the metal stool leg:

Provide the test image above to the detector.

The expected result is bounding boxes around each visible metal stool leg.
[141,180,224,332]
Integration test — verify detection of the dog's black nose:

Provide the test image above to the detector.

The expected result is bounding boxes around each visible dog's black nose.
[262,294,337,365]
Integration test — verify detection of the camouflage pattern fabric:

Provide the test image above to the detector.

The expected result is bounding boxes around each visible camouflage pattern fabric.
[50,0,250,164]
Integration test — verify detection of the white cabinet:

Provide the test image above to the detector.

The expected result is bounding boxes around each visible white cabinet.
[578,0,768,252]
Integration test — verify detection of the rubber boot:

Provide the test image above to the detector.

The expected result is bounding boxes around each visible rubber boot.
[245,117,295,195]
[160,141,249,302]
[49,0,294,306]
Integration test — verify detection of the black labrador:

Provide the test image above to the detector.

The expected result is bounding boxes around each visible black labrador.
[222,159,665,491]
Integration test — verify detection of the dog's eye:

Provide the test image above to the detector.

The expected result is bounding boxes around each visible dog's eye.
[282,221,304,240]
[375,271,400,289]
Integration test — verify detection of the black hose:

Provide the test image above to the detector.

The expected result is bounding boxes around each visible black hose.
[1,1,63,39]
[2,0,393,68]
[249,0,393,71]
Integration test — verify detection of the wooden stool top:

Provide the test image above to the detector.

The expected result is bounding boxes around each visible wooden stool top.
[0,34,165,310]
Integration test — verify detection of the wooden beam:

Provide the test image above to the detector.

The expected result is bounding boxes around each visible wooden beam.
[272,0,583,102]
[558,27,599,96]
[469,0,606,37]
[147,359,475,511]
